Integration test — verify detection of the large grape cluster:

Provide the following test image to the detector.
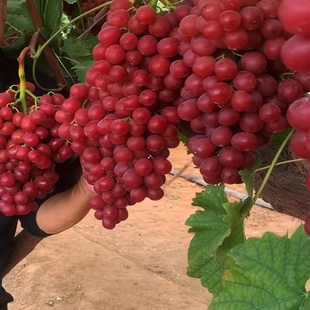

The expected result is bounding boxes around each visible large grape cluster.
[58,0,184,229]
[278,0,310,193]
[59,0,310,229]
[0,84,72,216]
[278,0,310,73]
[173,0,308,185]
[277,0,310,241]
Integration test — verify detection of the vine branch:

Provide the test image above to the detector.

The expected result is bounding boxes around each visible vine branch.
[0,0,7,47]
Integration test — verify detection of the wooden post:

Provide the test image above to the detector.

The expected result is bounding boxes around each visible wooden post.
[254,143,310,221]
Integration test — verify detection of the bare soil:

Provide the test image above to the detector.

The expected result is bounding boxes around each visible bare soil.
[3,145,301,310]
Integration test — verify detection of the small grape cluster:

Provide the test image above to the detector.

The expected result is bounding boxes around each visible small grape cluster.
[58,0,184,229]
[173,0,306,184]
[0,84,72,216]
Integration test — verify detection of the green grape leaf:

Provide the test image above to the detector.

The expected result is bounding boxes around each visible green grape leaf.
[271,128,292,144]
[300,298,310,310]
[36,0,63,37]
[6,0,33,33]
[186,209,230,294]
[218,201,245,266]
[239,196,254,218]
[60,36,97,81]
[192,184,228,213]
[3,1,33,55]
[200,259,226,295]
[61,36,96,60]
[209,227,310,310]
[71,60,94,82]
[186,185,246,295]
[178,131,189,145]
[186,211,230,264]
[239,160,261,199]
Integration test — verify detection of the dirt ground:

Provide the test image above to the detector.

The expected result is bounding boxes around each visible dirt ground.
[3,144,301,310]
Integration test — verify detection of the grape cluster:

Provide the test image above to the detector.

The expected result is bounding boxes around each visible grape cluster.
[279,0,310,235]
[59,0,184,229]
[0,84,72,216]
[255,0,310,235]
[58,0,309,230]
[278,0,310,73]
[2,0,308,230]
[277,0,310,193]
[171,0,307,184]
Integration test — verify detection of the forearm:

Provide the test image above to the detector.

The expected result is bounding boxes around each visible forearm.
[35,177,95,234]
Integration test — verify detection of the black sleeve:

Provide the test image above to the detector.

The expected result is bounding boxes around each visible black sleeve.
[19,156,82,237]
[0,286,14,306]
[18,208,51,237]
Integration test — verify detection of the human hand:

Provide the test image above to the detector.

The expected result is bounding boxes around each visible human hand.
[78,175,97,197]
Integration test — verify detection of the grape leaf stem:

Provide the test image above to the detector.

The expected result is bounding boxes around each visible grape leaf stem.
[254,129,295,202]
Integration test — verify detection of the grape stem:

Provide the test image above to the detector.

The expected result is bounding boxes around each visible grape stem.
[254,158,307,173]
[280,71,295,81]
[17,46,32,114]
[254,129,295,202]
[163,0,178,10]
